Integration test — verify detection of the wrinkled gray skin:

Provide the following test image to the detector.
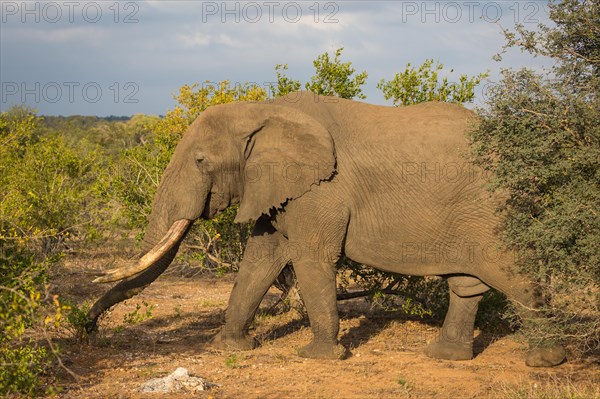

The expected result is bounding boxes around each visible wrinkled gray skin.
[88,92,565,367]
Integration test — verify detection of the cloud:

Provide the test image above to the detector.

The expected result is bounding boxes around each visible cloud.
[176,31,241,48]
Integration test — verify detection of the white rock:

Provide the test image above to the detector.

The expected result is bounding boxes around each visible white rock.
[139,367,216,393]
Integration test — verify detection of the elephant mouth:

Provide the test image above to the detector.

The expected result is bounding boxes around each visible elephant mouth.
[201,192,214,219]
[201,192,224,219]
[92,219,191,283]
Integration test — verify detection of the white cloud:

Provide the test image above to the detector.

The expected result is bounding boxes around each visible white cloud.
[6,26,108,45]
[176,29,242,48]
[176,31,212,47]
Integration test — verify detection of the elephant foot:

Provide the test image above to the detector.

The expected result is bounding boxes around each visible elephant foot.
[425,340,473,361]
[297,341,347,360]
[525,345,566,367]
[211,330,256,351]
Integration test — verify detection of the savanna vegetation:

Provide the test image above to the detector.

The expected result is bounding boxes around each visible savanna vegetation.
[0,1,598,395]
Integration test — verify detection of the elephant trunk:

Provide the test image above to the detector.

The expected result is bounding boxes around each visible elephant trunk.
[85,240,183,332]
[92,219,191,283]
[85,217,194,332]
[86,151,210,331]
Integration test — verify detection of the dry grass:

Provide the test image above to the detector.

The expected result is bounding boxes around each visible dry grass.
[490,374,600,399]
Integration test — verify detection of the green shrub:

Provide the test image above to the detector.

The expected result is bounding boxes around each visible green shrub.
[1,106,104,395]
[123,301,154,325]
[469,0,599,353]
[305,47,368,100]
[0,344,50,397]
[1,109,103,253]
[271,48,367,100]
[59,300,92,342]
[0,248,58,396]
[378,59,488,106]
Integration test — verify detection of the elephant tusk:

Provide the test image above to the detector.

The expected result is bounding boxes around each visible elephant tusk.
[92,219,191,283]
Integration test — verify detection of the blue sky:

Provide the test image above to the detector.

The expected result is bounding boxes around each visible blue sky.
[0,1,553,116]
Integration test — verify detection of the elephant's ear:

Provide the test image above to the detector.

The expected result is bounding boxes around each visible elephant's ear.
[234,105,336,223]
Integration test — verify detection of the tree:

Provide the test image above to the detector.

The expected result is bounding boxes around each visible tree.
[469,0,599,354]
[305,47,368,99]
[272,48,368,99]
[271,64,302,98]
[378,59,488,106]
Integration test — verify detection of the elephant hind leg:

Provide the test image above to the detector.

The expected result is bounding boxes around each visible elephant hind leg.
[425,276,488,361]
[474,267,566,367]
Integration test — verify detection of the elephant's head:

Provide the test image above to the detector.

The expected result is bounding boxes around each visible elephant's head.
[94,101,336,283]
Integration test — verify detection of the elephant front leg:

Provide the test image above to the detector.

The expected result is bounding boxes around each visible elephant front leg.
[425,277,486,361]
[293,258,346,359]
[212,221,288,351]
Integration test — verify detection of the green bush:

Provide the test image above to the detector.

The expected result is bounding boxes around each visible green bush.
[271,48,367,99]
[1,109,103,252]
[59,300,92,342]
[0,246,60,396]
[469,0,599,353]
[1,106,104,395]
[122,301,154,325]
[305,47,368,99]
[0,344,49,397]
[1,108,52,396]
[378,59,488,106]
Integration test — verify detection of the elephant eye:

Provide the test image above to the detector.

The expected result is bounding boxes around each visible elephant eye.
[194,151,212,172]
[195,156,206,170]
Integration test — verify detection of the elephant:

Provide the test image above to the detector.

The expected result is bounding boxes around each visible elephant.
[88,91,566,367]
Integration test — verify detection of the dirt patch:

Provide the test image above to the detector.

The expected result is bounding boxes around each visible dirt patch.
[50,256,600,399]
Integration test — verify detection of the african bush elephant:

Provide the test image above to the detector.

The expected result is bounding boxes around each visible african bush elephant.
[89,91,565,367]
